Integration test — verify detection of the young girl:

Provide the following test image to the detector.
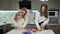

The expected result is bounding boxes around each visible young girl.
[12,8,28,30]
[35,4,49,30]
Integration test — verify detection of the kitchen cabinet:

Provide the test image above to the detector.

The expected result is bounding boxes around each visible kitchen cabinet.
[0,26,3,34]
[0,24,14,34]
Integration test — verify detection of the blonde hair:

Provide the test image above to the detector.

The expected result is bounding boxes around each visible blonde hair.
[14,8,27,22]
[21,8,27,20]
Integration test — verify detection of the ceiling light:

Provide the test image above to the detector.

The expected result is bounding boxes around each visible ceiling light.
[39,0,48,2]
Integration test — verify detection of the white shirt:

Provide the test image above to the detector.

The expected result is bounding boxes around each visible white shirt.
[35,11,49,30]
[12,13,28,28]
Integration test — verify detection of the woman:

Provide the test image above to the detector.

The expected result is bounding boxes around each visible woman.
[21,7,28,20]
[12,8,28,30]
[35,4,49,30]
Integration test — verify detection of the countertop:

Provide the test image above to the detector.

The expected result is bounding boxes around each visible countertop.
[6,29,55,34]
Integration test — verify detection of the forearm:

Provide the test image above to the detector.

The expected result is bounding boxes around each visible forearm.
[40,18,49,29]
[15,25,24,29]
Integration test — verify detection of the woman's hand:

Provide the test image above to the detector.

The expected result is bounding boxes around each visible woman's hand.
[40,23,45,30]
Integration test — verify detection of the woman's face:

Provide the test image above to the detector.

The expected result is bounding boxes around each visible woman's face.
[17,12,23,20]
[22,11,26,15]
[42,6,46,13]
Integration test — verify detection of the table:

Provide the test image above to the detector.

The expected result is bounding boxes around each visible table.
[6,29,55,34]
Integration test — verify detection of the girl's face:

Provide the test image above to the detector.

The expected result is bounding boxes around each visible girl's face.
[17,12,23,20]
[42,6,46,13]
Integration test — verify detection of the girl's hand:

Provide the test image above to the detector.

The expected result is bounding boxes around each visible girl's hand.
[15,26,24,30]
[19,26,24,29]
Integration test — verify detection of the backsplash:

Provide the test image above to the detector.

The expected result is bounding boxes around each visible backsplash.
[0,10,35,24]
[0,10,17,23]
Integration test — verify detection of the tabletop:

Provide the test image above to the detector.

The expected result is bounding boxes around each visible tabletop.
[6,29,55,34]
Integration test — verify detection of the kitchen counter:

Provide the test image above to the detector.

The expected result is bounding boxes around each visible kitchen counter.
[0,23,11,26]
[6,29,55,34]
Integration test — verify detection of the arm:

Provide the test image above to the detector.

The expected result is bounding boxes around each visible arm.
[41,16,49,28]
[12,15,23,29]
[11,13,18,27]
[22,10,29,28]
[22,15,28,28]
[35,12,41,30]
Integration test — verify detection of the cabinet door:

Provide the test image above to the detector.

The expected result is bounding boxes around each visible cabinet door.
[0,26,3,34]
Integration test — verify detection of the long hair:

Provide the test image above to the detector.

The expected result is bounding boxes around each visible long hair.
[14,8,27,22]
[21,8,27,20]
[39,4,48,18]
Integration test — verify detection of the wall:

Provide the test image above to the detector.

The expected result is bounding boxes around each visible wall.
[0,0,60,10]
[0,0,19,10]
[31,0,60,10]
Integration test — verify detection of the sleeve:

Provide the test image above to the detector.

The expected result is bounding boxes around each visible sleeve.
[23,9,29,28]
[22,15,28,28]
[35,12,41,30]
[42,16,49,26]
[11,13,18,27]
